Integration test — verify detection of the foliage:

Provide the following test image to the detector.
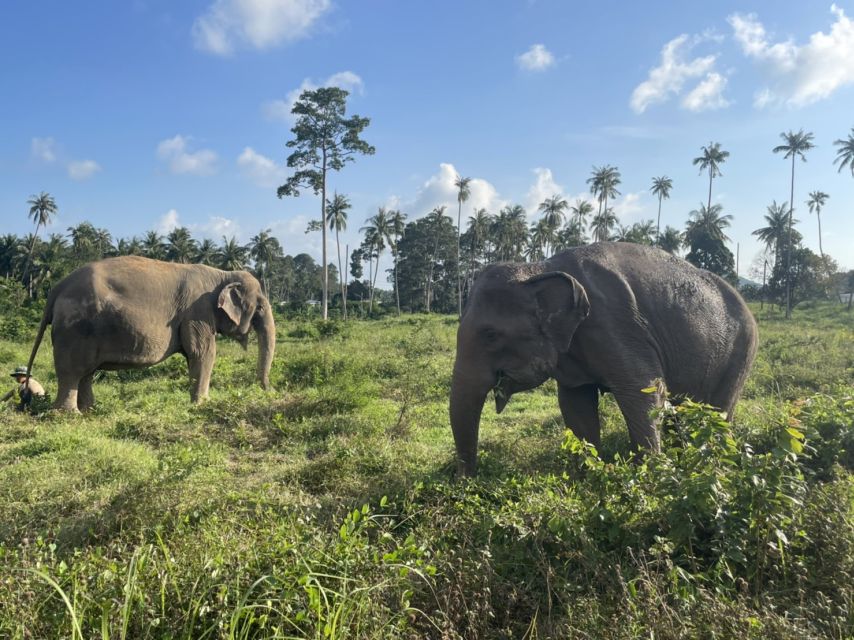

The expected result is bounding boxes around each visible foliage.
[0,305,852,637]
[684,204,736,280]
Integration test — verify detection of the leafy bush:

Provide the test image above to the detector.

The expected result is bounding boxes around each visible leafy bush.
[1,308,852,638]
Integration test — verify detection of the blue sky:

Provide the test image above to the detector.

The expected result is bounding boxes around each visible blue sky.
[2,0,853,277]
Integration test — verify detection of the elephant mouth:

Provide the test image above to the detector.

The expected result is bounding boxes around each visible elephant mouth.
[494,371,512,414]
[493,369,550,414]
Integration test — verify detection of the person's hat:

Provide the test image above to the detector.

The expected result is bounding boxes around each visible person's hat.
[10,366,29,378]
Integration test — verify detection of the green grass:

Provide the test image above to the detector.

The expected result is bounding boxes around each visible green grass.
[0,304,852,638]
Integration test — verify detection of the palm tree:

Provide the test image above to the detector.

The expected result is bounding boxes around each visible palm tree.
[326,193,351,318]
[686,203,732,241]
[360,208,393,313]
[752,201,793,265]
[142,231,166,260]
[773,129,815,318]
[590,208,618,243]
[31,233,68,295]
[195,238,218,266]
[454,175,472,317]
[249,229,282,296]
[658,226,683,254]
[166,227,198,264]
[466,208,492,288]
[570,199,594,231]
[538,194,569,257]
[115,237,143,256]
[424,206,452,312]
[389,209,407,316]
[833,128,854,176]
[527,218,549,261]
[587,166,621,225]
[555,219,587,250]
[218,236,248,271]
[692,142,729,210]
[23,192,58,292]
[650,176,673,241]
[806,191,829,262]
[492,205,527,261]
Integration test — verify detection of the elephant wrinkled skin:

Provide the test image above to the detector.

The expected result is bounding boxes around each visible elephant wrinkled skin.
[26,256,276,411]
[450,242,758,476]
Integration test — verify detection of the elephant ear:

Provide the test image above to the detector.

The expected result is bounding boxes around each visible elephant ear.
[523,271,590,351]
[217,282,245,326]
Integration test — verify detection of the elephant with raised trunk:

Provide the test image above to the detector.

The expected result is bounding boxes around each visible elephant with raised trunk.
[450,242,757,476]
[26,256,276,411]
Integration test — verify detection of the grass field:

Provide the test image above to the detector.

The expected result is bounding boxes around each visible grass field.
[0,303,852,639]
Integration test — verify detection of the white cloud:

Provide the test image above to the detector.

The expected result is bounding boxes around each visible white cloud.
[729,5,854,107]
[67,159,102,181]
[157,135,218,176]
[516,44,556,71]
[263,70,364,122]
[681,72,731,111]
[525,168,564,215]
[406,163,506,219]
[237,147,286,187]
[269,214,318,256]
[192,0,331,55]
[729,13,797,69]
[31,137,57,163]
[630,35,720,113]
[611,192,647,223]
[198,216,241,238]
[156,208,241,239]
[157,209,180,234]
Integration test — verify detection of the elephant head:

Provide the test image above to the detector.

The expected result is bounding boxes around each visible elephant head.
[449,266,590,475]
[216,277,276,390]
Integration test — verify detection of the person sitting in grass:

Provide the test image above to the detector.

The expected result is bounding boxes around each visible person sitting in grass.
[1,366,46,412]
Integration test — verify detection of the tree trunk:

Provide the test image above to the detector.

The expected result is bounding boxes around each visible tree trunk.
[785,156,795,319]
[370,250,380,314]
[603,194,609,241]
[394,247,401,317]
[707,166,713,211]
[457,201,462,318]
[656,195,662,242]
[367,248,374,313]
[22,221,41,299]
[335,227,345,320]
[344,243,349,320]
[321,154,328,321]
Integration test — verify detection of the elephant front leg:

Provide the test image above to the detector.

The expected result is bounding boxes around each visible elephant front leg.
[612,383,665,453]
[187,353,215,403]
[182,323,216,403]
[78,373,95,412]
[558,384,601,448]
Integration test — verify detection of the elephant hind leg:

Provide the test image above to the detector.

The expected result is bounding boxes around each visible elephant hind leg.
[558,384,601,448]
[709,374,746,422]
[77,373,95,412]
[53,376,81,412]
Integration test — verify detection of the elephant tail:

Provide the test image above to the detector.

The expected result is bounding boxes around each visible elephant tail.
[25,290,56,390]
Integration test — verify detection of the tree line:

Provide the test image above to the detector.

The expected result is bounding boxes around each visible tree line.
[6,86,854,317]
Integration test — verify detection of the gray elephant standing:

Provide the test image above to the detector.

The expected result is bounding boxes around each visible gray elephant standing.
[26,256,276,411]
[450,242,757,475]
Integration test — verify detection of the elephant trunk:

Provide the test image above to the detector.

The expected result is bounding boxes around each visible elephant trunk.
[449,362,492,476]
[254,302,276,390]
